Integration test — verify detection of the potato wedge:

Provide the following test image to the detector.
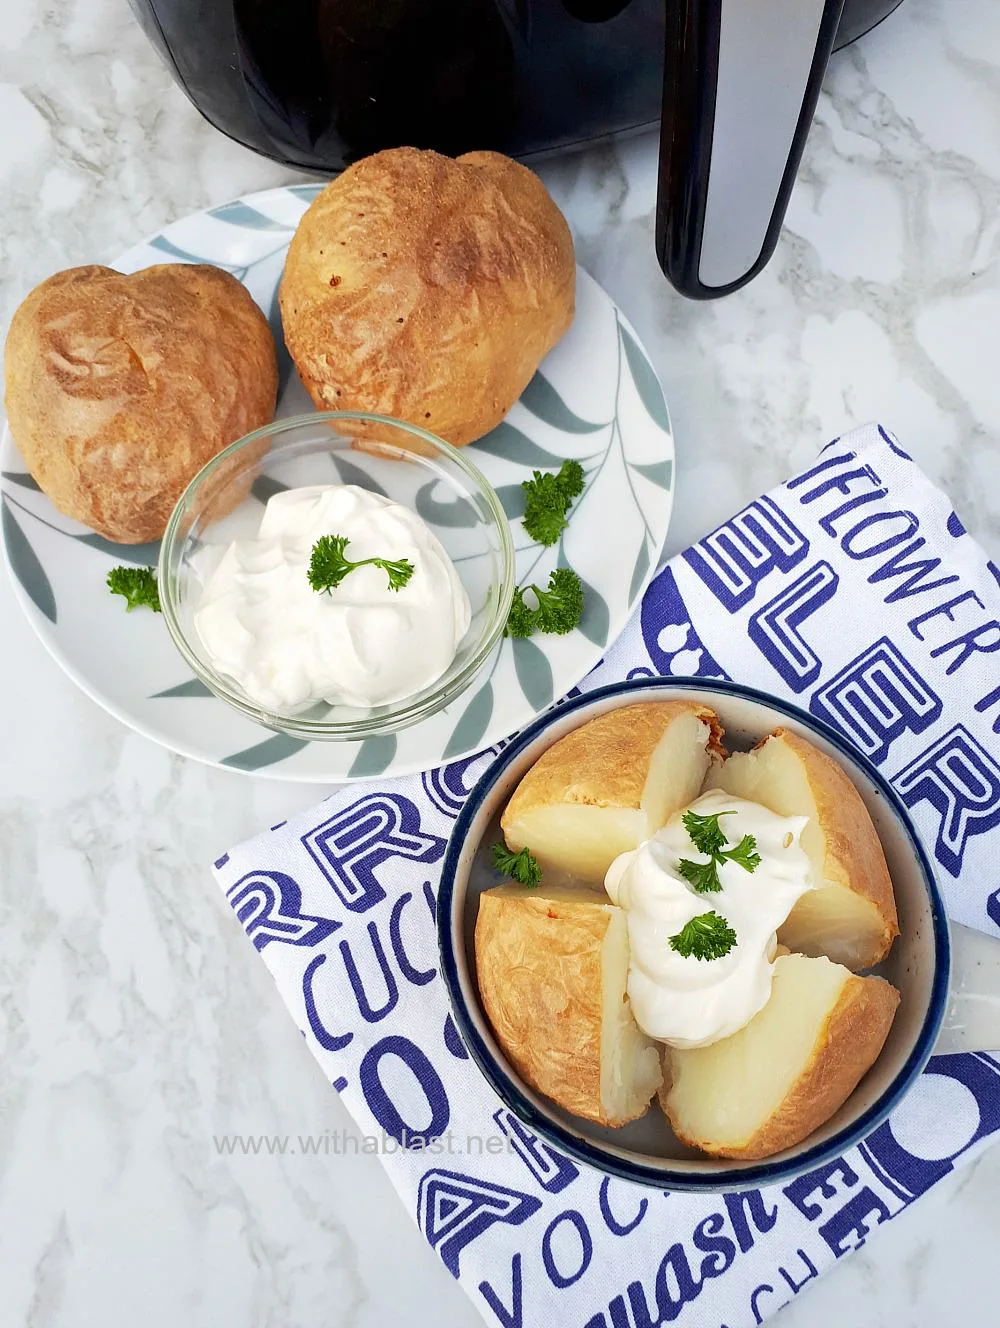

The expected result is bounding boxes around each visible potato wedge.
[500,701,724,883]
[706,728,898,969]
[661,953,900,1159]
[475,886,662,1126]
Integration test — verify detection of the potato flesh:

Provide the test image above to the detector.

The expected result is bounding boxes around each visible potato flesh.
[777,886,885,971]
[706,742,887,969]
[640,712,715,831]
[665,954,849,1151]
[600,907,662,1122]
[503,805,648,884]
[504,714,713,884]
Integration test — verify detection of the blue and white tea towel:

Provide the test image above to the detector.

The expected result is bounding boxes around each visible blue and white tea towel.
[214,425,1000,1328]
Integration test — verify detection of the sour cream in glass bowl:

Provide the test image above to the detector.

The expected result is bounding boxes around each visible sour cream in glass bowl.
[158,413,515,740]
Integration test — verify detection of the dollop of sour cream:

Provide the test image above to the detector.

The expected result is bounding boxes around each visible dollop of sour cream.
[605,788,814,1048]
[194,484,471,711]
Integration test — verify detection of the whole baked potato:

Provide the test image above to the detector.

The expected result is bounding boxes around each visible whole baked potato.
[3,263,278,543]
[279,147,575,448]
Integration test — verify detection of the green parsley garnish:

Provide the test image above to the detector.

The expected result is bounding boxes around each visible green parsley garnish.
[669,911,738,961]
[308,534,414,595]
[107,565,161,613]
[677,809,761,894]
[677,855,724,894]
[491,842,542,887]
[521,459,586,546]
[682,809,735,856]
[505,567,584,639]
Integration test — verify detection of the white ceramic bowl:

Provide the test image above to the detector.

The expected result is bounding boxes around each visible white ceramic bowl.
[437,678,953,1190]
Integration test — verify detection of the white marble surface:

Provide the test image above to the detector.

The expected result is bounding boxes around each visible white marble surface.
[2,0,1000,1324]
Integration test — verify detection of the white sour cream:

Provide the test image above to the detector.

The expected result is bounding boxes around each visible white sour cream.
[194,484,471,711]
[605,788,814,1049]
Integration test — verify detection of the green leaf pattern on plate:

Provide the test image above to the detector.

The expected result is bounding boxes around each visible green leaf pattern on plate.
[348,735,399,778]
[511,638,554,711]
[494,483,526,521]
[76,533,162,564]
[628,537,651,607]
[1,471,41,491]
[572,571,610,648]
[415,481,478,528]
[474,422,570,469]
[251,475,290,505]
[221,733,310,770]
[151,679,214,699]
[442,682,494,759]
[620,324,671,432]
[519,372,607,434]
[210,200,290,231]
[0,186,674,778]
[2,495,57,623]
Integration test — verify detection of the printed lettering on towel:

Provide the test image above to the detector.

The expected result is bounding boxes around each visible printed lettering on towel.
[810,638,942,765]
[892,726,1000,876]
[226,870,340,951]
[301,794,446,912]
[684,497,810,611]
[418,1169,541,1276]
[583,1191,777,1328]
[747,562,839,690]
[423,750,499,817]
[492,1110,579,1194]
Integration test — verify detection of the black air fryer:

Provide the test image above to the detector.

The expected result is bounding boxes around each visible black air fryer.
[129,0,905,297]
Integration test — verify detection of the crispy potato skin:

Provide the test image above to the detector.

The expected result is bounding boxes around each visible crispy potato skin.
[501,701,723,829]
[475,888,641,1126]
[771,728,899,953]
[3,264,278,543]
[663,971,900,1160]
[279,147,575,448]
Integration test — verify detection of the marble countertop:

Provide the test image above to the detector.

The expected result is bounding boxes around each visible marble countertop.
[2,1,999,1324]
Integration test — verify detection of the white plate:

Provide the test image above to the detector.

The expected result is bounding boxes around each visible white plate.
[0,186,674,780]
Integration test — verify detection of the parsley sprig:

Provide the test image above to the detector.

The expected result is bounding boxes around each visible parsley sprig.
[522,460,585,546]
[308,534,414,595]
[506,567,584,639]
[677,809,761,895]
[107,566,161,613]
[669,911,738,961]
[491,842,542,887]
[668,808,761,962]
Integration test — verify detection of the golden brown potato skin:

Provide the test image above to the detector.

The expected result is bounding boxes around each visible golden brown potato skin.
[279,147,575,447]
[773,728,899,955]
[476,888,612,1126]
[3,264,278,543]
[502,700,724,828]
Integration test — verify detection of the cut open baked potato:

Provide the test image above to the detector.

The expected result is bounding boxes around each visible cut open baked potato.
[661,953,900,1159]
[500,701,723,884]
[707,728,898,969]
[475,885,662,1127]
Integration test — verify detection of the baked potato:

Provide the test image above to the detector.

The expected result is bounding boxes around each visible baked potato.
[3,263,278,543]
[661,953,900,1159]
[500,701,724,884]
[279,147,575,449]
[475,885,662,1127]
[706,728,898,969]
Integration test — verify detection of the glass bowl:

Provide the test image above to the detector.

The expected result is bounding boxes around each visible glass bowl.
[158,413,515,740]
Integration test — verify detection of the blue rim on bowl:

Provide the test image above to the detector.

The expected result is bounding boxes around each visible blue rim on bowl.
[437,676,951,1191]
[158,411,516,740]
